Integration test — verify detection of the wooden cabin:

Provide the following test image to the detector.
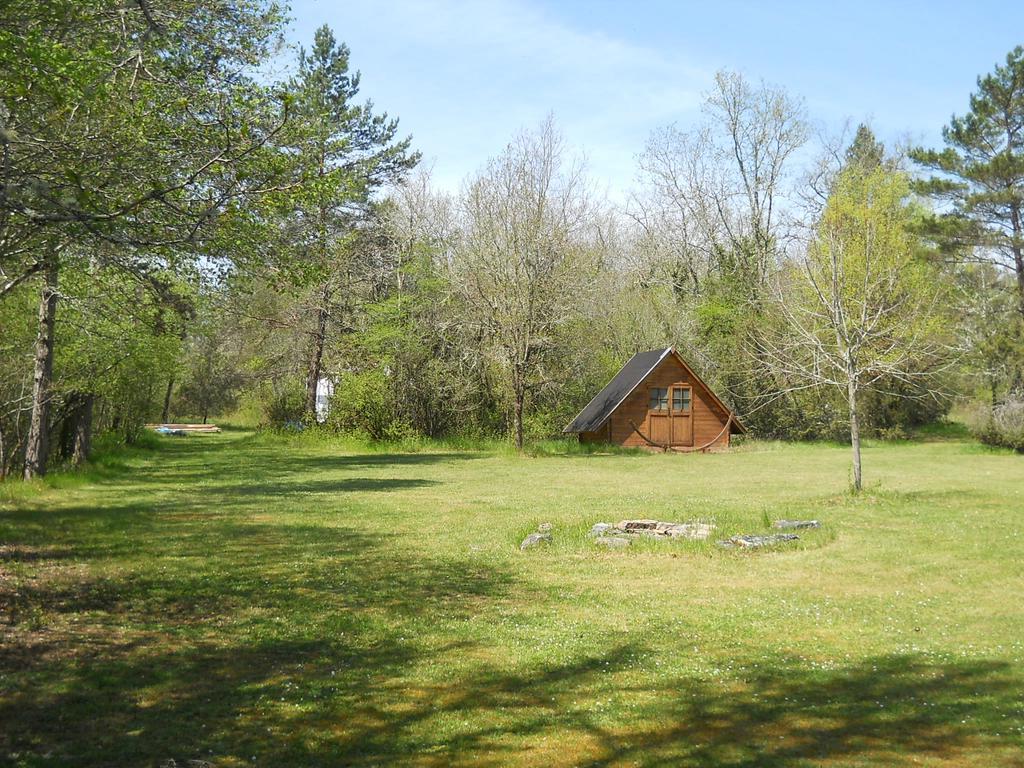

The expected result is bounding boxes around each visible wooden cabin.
[563,348,746,451]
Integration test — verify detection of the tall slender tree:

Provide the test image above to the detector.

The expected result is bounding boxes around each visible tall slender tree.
[453,117,595,450]
[633,70,808,294]
[282,25,418,419]
[759,164,949,491]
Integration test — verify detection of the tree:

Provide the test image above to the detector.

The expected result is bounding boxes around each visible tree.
[1,0,289,478]
[629,71,808,434]
[632,70,808,294]
[759,164,949,491]
[957,264,1024,404]
[452,117,595,450]
[846,124,886,172]
[280,25,418,420]
[911,46,1024,317]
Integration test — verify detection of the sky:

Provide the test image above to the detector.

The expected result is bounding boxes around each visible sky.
[284,0,1024,199]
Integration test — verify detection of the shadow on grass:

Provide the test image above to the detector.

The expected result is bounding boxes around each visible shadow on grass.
[575,652,1024,768]
[3,430,1022,766]
[0,515,509,620]
[118,435,484,489]
[197,476,442,499]
[2,632,1021,766]
[23,430,483,489]
[3,511,1021,765]
[0,512,528,766]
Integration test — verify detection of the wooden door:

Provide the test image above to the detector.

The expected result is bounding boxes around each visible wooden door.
[648,386,670,444]
[670,385,693,446]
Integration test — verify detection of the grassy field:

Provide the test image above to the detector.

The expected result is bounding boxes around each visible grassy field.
[1,430,1023,767]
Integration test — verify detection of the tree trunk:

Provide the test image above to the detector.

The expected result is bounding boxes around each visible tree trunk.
[23,257,59,480]
[1014,247,1024,319]
[846,366,862,493]
[304,283,330,420]
[72,394,95,467]
[513,388,525,451]
[1011,205,1024,318]
[161,377,174,423]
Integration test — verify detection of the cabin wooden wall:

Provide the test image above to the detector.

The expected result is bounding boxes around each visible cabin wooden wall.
[603,355,732,450]
[579,420,611,444]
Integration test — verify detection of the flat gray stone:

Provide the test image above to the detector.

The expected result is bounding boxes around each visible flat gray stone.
[589,523,613,537]
[608,519,716,540]
[659,522,716,540]
[617,519,659,531]
[594,536,631,548]
[718,533,800,549]
[773,519,820,530]
[520,532,552,551]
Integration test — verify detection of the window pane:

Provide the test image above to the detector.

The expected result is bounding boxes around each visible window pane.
[681,389,691,411]
[672,389,683,411]
[649,387,668,411]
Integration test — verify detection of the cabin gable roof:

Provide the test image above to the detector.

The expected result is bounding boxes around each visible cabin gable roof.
[563,347,746,435]
[563,348,671,434]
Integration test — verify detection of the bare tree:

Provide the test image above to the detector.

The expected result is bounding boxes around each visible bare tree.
[757,165,950,491]
[385,166,459,288]
[451,116,594,449]
[631,70,808,293]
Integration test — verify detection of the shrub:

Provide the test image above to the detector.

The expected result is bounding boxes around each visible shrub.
[265,379,307,429]
[969,395,1024,452]
[324,369,414,440]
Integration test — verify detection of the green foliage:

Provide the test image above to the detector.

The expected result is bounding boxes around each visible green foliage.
[757,150,955,488]
[0,284,38,476]
[1,0,291,476]
[264,379,308,429]
[956,265,1024,403]
[55,264,185,444]
[354,289,470,439]
[324,368,414,441]
[89,427,162,458]
[845,123,885,171]
[0,0,288,251]
[172,297,249,423]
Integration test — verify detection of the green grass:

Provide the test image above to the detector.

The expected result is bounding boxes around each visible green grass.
[1,432,1023,767]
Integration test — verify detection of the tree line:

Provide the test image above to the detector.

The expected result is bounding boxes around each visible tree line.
[2,2,1022,488]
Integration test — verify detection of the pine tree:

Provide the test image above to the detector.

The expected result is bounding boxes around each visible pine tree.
[845,124,885,171]
[283,26,419,419]
[911,46,1024,316]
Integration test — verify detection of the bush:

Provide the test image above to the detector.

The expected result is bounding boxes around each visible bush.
[522,408,566,443]
[265,379,307,429]
[324,369,414,440]
[968,395,1024,452]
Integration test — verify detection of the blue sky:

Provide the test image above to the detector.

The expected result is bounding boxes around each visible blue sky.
[285,0,1024,198]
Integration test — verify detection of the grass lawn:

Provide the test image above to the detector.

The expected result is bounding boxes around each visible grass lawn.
[1,431,1023,767]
